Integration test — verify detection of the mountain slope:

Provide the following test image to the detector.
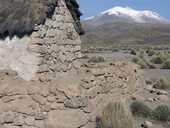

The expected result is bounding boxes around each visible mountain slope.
[81,7,170,48]
[82,22,170,46]
[84,6,168,26]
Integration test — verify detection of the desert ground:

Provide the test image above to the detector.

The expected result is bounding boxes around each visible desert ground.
[81,45,170,128]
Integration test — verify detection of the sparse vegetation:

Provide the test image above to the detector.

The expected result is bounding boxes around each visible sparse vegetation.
[96,101,133,128]
[145,79,153,85]
[151,52,167,64]
[88,56,105,63]
[136,59,148,69]
[154,78,170,90]
[130,50,137,55]
[153,105,170,122]
[148,50,157,56]
[112,49,119,52]
[130,101,153,118]
[131,101,170,122]
[132,57,139,63]
[82,55,89,59]
[162,60,170,69]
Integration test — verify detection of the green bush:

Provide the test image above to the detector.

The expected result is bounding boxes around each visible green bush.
[130,101,153,118]
[162,60,170,69]
[153,105,170,122]
[154,78,170,89]
[96,101,133,128]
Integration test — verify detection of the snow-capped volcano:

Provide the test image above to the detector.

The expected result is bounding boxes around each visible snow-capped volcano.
[84,6,168,25]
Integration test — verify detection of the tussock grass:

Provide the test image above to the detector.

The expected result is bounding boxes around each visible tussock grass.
[96,101,133,128]
[154,78,170,90]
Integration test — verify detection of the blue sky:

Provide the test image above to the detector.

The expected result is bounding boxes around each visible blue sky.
[77,0,170,20]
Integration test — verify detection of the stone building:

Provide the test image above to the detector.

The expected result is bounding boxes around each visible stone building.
[0,0,144,128]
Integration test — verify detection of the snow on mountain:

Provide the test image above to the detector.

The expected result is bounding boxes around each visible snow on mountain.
[84,6,168,25]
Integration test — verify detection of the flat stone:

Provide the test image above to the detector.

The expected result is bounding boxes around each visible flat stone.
[32,94,46,105]
[46,109,89,128]
[12,97,40,116]
[25,117,35,126]
[73,60,81,69]
[13,115,24,126]
[34,120,45,128]
[50,76,82,98]
[35,112,46,120]
[64,97,88,109]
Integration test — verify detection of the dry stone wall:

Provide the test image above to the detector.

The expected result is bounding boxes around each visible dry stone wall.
[0,0,145,128]
[0,61,144,128]
[0,0,81,81]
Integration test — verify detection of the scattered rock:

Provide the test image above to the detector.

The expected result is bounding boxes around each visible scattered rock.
[157,90,168,95]
[147,97,154,102]
[141,121,152,128]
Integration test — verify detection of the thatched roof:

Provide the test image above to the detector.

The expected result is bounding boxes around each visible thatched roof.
[0,0,58,38]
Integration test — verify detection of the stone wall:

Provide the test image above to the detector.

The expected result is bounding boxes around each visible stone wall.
[0,0,81,81]
[0,61,144,128]
[0,0,145,128]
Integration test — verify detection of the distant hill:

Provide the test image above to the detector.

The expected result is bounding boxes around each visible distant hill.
[81,7,170,47]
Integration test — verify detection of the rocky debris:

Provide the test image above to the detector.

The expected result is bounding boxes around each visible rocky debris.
[141,121,153,128]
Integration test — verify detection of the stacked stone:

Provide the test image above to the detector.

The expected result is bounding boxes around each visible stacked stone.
[28,0,82,81]
[0,61,144,128]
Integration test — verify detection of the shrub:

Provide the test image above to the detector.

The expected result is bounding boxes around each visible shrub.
[82,55,89,59]
[151,56,166,64]
[98,56,105,62]
[130,50,137,55]
[130,101,153,118]
[88,56,98,63]
[96,101,133,128]
[151,52,168,64]
[88,56,105,63]
[153,105,170,122]
[145,79,153,85]
[154,78,170,89]
[149,64,156,69]
[112,49,119,52]
[148,50,156,56]
[132,57,139,63]
[162,60,170,69]
[136,59,148,69]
